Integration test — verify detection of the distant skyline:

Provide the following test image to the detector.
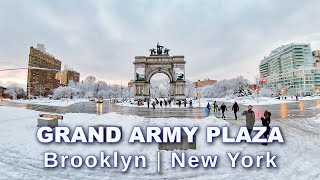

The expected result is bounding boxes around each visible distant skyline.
[1,0,320,87]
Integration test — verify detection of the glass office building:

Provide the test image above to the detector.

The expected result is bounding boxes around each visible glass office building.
[259,43,318,96]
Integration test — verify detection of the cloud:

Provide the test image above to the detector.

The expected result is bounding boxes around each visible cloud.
[1,0,320,87]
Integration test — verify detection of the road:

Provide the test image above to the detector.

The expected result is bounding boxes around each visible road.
[1,99,320,120]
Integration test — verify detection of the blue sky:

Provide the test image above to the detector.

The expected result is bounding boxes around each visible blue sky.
[1,0,320,86]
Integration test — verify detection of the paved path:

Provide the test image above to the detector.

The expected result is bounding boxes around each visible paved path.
[1,99,320,120]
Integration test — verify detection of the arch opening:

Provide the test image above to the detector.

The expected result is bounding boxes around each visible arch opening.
[149,73,170,99]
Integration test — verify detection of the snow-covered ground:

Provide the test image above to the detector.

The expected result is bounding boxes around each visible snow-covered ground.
[0,106,320,179]
[309,113,320,124]
[12,98,89,107]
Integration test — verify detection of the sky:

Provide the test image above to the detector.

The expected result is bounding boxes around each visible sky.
[1,0,320,87]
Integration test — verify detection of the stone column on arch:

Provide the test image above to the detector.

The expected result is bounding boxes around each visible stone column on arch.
[170,82,176,100]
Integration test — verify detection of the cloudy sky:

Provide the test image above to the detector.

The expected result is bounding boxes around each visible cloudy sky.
[1,0,320,87]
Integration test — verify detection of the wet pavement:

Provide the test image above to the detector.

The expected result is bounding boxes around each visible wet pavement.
[1,99,320,120]
[218,99,320,120]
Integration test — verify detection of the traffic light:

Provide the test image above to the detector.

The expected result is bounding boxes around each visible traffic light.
[253,84,259,92]
[259,79,266,84]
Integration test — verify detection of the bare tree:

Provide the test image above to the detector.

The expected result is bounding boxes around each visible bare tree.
[85,76,97,83]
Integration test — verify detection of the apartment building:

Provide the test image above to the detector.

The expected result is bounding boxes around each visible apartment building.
[259,43,317,96]
[27,44,61,97]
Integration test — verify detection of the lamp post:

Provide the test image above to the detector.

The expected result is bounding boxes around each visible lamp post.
[194,82,200,107]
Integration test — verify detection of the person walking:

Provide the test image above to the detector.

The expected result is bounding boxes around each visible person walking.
[232,101,239,120]
[152,101,156,109]
[241,105,255,135]
[147,100,150,108]
[205,102,211,116]
[164,99,168,108]
[178,100,182,108]
[189,99,193,108]
[184,99,187,107]
[220,103,227,119]
[168,99,172,108]
[211,102,215,112]
[160,100,163,107]
[261,111,271,146]
[213,101,217,113]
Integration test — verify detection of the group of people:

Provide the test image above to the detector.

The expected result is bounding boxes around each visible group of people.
[242,105,271,146]
[147,98,193,109]
[206,101,238,120]
[206,101,271,146]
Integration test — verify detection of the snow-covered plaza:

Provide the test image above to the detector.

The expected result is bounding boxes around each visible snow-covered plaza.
[0,101,320,179]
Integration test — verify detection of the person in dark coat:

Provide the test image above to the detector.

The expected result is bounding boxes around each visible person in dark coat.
[261,111,271,146]
[168,99,172,108]
[220,103,227,119]
[213,101,217,113]
[160,100,163,107]
[152,101,156,109]
[164,100,168,108]
[178,100,182,108]
[147,100,150,108]
[232,101,239,120]
[184,99,187,107]
[189,100,193,107]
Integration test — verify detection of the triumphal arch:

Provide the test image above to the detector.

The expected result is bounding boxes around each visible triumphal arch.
[133,43,186,101]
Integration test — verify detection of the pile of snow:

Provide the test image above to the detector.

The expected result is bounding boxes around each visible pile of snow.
[0,106,320,179]
[310,113,320,123]
[13,98,88,107]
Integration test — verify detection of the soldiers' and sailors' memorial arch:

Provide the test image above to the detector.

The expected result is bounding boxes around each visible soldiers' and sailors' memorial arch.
[133,43,186,101]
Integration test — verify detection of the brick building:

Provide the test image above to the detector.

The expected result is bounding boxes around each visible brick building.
[193,79,217,87]
[60,69,80,86]
[27,44,61,97]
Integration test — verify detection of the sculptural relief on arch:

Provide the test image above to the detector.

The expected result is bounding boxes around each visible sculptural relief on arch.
[133,43,186,101]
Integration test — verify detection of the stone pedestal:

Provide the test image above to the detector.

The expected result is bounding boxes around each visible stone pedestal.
[37,117,58,128]
[158,133,196,150]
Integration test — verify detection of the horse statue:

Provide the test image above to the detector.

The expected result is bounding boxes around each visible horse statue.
[149,48,156,56]
[163,48,170,55]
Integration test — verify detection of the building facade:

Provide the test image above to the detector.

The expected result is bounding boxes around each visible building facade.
[27,44,61,97]
[60,69,80,86]
[313,50,320,68]
[193,79,217,87]
[259,43,317,96]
